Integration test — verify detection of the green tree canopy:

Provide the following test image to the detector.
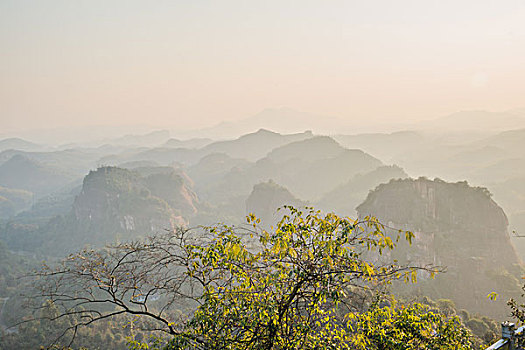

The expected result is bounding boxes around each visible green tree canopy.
[347,298,474,350]
[30,207,474,349]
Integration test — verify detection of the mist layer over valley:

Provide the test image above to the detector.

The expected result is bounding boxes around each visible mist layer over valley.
[1,111,525,348]
[3,0,525,347]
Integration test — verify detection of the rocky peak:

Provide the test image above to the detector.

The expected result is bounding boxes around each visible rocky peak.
[357,177,521,319]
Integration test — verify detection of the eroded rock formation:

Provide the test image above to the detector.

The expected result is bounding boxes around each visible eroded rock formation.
[357,177,523,318]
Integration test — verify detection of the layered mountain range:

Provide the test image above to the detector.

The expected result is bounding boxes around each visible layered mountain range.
[0,124,524,321]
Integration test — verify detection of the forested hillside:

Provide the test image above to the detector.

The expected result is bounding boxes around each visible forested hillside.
[0,127,524,349]
[3,1,524,348]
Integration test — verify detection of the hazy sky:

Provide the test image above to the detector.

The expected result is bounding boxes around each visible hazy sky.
[1,0,525,133]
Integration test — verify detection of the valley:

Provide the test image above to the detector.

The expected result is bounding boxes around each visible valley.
[1,118,525,348]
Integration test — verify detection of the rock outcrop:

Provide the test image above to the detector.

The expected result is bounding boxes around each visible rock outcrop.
[357,177,523,318]
[1,166,199,255]
[73,167,196,237]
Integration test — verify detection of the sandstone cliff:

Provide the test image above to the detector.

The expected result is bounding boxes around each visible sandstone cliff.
[357,177,523,318]
[1,166,199,255]
[73,167,195,238]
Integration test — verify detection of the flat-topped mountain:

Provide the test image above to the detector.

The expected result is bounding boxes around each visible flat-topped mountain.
[0,166,198,255]
[357,177,522,318]
[73,166,195,232]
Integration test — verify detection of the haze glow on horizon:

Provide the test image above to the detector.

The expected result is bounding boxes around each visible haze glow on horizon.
[1,0,525,133]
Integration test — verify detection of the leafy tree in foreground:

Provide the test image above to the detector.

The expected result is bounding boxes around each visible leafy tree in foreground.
[507,284,525,349]
[30,206,472,349]
[347,298,474,349]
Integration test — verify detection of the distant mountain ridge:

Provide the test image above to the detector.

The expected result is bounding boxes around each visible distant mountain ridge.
[163,137,213,149]
[99,129,316,166]
[174,108,347,139]
[317,165,408,217]
[0,138,41,152]
[0,155,76,196]
[418,109,525,132]
[106,130,171,147]
[201,129,314,161]
[197,136,384,206]
[266,135,343,163]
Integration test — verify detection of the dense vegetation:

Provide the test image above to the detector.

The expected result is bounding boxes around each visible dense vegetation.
[1,126,525,349]
[12,208,481,349]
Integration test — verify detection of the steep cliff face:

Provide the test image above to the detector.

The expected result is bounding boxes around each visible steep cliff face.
[143,171,199,216]
[357,177,522,318]
[0,166,200,255]
[73,167,196,236]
